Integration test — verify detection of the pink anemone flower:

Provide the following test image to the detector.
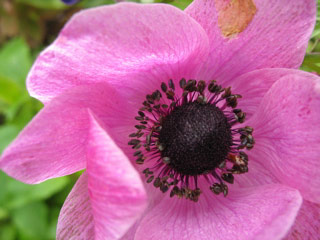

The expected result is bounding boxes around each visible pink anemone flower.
[1,1,319,239]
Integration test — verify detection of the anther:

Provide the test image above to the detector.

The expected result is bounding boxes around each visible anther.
[197,80,206,94]
[185,79,197,92]
[146,94,154,104]
[152,90,162,101]
[210,183,223,195]
[130,78,254,202]
[226,95,238,108]
[208,80,223,93]
[243,126,253,134]
[133,144,141,149]
[221,173,234,184]
[147,176,154,183]
[179,78,187,89]
[222,87,231,99]
[166,90,175,100]
[129,133,137,137]
[136,156,146,164]
[128,139,140,145]
[154,177,161,188]
[168,79,175,90]
[170,186,179,197]
[134,151,142,157]
[143,168,150,174]
[138,111,145,117]
[136,132,144,138]
[135,125,147,130]
[161,82,167,93]
[233,109,246,123]
[160,184,169,193]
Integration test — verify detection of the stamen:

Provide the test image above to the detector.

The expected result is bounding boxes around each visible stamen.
[128,78,255,202]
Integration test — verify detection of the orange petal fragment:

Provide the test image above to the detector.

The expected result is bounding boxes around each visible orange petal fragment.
[217,0,257,38]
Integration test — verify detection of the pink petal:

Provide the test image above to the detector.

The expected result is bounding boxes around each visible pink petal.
[134,184,302,240]
[27,3,209,103]
[231,68,307,118]
[56,173,95,240]
[57,114,147,240]
[86,112,147,239]
[284,200,320,240]
[0,83,126,184]
[185,0,316,83]
[248,72,320,203]
[230,157,278,189]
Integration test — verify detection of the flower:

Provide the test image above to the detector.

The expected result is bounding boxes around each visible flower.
[61,0,80,5]
[1,1,319,239]
[60,0,125,5]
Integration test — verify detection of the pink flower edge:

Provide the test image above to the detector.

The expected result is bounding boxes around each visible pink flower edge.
[26,2,209,104]
[133,184,302,240]
[57,112,147,240]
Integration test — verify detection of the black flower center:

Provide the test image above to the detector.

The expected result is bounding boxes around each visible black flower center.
[159,102,232,176]
[128,78,255,202]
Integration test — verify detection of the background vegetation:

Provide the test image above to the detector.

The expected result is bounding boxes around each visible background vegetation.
[0,0,319,239]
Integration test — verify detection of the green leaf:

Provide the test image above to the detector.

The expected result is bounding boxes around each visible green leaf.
[79,0,115,8]
[169,0,192,9]
[303,53,320,63]
[0,125,20,153]
[311,24,320,38]
[0,38,32,87]
[17,8,45,48]
[12,202,48,240]
[0,76,25,105]
[301,62,320,73]
[0,207,9,220]
[0,170,10,201]
[15,0,67,10]
[47,207,61,239]
[0,171,69,210]
[0,224,16,240]
[153,0,192,9]
[9,97,43,129]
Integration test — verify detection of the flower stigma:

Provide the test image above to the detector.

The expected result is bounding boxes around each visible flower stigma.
[128,79,255,202]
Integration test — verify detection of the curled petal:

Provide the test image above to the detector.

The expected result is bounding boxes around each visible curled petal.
[248,72,320,203]
[57,114,147,240]
[57,173,94,240]
[0,83,127,183]
[87,113,147,239]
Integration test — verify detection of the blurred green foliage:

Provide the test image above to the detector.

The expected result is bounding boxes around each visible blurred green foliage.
[302,3,320,72]
[0,0,319,239]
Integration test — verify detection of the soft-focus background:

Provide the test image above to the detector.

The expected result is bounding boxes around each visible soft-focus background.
[0,0,319,239]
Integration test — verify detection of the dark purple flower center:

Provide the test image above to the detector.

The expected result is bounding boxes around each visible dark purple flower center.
[128,79,255,202]
[158,102,232,176]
